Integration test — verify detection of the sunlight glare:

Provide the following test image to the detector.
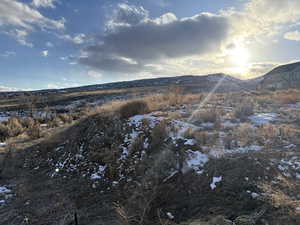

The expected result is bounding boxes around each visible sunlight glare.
[229,46,250,67]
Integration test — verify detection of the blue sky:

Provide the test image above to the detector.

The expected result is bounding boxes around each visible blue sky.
[0,0,300,91]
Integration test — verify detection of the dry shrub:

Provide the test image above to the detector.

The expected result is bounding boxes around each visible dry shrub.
[20,117,35,128]
[191,108,219,123]
[258,123,300,145]
[193,130,209,145]
[119,100,150,119]
[48,116,61,128]
[258,124,279,143]
[167,86,183,106]
[278,125,300,143]
[233,123,257,147]
[27,123,42,139]
[255,95,275,107]
[150,120,169,150]
[223,132,237,150]
[182,127,195,139]
[7,117,24,137]
[276,90,300,104]
[188,130,218,147]
[0,123,10,142]
[182,94,202,105]
[166,112,182,120]
[58,113,73,123]
[277,94,298,104]
[143,94,168,111]
[234,100,254,120]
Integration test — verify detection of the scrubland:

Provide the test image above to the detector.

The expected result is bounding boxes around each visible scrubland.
[0,87,300,225]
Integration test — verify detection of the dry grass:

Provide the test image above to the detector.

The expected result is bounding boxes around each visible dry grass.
[7,117,24,137]
[58,113,73,123]
[119,100,150,119]
[27,123,42,139]
[234,100,254,120]
[276,90,300,104]
[233,123,257,147]
[20,117,35,128]
[0,123,10,142]
[150,120,169,150]
[191,108,220,124]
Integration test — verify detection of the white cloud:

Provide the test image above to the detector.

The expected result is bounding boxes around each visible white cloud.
[46,41,54,47]
[42,50,48,57]
[0,51,16,57]
[227,0,300,39]
[80,3,230,73]
[284,30,300,41]
[77,1,300,79]
[2,29,34,47]
[88,70,102,79]
[47,83,59,89]
[59,33,87,44]
[0,85,20,92]
[0,0,64,30]
[31,0,57,8]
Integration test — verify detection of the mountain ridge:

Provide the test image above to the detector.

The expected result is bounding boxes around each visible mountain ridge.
[258,61,300,89]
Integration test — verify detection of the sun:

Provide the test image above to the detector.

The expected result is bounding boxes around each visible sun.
[226,44,250,75]
[229,46,250,67]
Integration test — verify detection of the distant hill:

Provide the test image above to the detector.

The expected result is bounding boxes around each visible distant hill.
[0,73,252,97]
[258,61,300,89]
[59,73,248,93]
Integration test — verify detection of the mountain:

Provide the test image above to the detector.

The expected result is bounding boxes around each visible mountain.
[0,73,250,97]
[60,73,248,93]
[258,61,300,89]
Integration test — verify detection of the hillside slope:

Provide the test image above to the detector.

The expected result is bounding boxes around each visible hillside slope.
[258,61,300,89]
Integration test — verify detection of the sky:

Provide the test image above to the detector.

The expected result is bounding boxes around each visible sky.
[0,0,300,91]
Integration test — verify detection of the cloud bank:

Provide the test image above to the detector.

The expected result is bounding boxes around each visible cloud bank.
[79,4,230,73]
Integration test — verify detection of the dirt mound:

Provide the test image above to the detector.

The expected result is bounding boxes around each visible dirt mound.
[1,111,300,225]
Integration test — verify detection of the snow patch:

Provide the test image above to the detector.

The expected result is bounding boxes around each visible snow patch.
[0,186,13,206]
[0,142,6,147]
[248,113,277,125]
[210,176,222,190]
[129,114,162,128]
[0,115,9,121]
[166,212,174,220]
[186,150,209,174]
[91,165,106,180]
[226,145,263,154]
[184,139,196,146]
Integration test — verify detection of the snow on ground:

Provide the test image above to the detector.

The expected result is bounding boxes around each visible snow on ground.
[248,113,278,125]
[222,120,238,128]
[184,139,196,146]
[91,165,106,180]
[246,190,259,198]
[226,145,263,154]
[0,142,6,147]
[276,156,300,178]
[129,114,162,128]
[201,122,214,127]
[166,212,175,220]
[0,186,13,206]
[210,176,222,190]
[185,150,209,174]
[171,120,199,138]
[0,115,9,121]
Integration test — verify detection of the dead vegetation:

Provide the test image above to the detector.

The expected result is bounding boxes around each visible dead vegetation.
[119,100,150,119]
[1,87,300,225]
